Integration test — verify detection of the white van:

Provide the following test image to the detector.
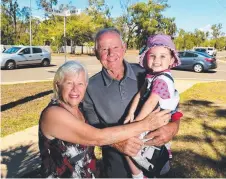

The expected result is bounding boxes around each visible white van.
[193,47,217,56]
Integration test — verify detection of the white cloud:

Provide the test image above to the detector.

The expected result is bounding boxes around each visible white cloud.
[33,15,45,20]
[199,24,212,32]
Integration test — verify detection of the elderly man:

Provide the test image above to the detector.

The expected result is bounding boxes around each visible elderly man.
[83,28,180,178]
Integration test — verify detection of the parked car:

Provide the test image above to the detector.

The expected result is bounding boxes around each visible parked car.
[174,51,217,73]
[193,47,217,56]
[1,45,6,52]
[1,46,51,70]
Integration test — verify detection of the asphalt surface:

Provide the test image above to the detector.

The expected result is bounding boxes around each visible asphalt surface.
[1,52,226,84]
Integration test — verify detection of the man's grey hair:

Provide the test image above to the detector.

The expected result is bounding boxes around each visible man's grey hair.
[53,60,89,100]
[94,28,124,51]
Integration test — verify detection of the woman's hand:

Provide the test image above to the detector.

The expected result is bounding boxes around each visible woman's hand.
[143,107,171,131]
[111,136,143,157]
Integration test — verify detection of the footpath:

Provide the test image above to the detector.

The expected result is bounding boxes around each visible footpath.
[0,79,205,178]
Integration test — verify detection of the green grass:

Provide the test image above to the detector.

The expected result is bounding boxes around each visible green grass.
[169,81,226,177]
[1,81,226,177]
[1,81,53,136]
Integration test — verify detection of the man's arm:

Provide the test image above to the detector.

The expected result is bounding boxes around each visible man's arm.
[144,120,180,146]
[112,119,180,156]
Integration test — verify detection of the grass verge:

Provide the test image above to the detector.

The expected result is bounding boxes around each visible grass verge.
[1,81,226,177]
[1,81,53,136]
[170,81,226,177]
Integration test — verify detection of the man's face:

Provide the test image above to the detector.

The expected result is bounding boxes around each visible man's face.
[96,32,126,71]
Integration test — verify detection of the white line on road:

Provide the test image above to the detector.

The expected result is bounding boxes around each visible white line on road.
[215,70,226,72]
[2,78,225,85]
[1,79,53,85]
[45,68,58,71]
[175,78,226,82]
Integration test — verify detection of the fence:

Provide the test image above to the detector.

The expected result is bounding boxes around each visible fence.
[58,46,94,55]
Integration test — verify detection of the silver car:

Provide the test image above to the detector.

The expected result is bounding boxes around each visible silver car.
[1,46,51,70]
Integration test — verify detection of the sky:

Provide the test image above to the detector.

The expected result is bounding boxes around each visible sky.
[17,0,226,33]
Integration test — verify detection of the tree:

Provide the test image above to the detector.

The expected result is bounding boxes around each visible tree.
[118,0,177,48]
[174,29,186,50]
[37,16,65,52]
[36,0,58,12]
[1,5,14,44]
[174,29,195,50]
[160,17,177,36]
[211,23,223,39]
[192,29,205,47]
[1,0,37,45]
[215,37,226,50]
[1,0,20,42]
[116,0,136,48]
[66,13,100,46]
[86,0,113,28]
[211,24,225,48]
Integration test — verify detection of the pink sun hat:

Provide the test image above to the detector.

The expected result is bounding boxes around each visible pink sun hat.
[139,34,181,68]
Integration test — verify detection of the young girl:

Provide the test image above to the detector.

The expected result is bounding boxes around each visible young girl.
[124,34,181,178]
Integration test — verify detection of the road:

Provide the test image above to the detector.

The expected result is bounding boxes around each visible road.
[1,53,226,84]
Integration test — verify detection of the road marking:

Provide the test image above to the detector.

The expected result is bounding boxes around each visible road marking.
[218,60,226,64]
[215,69,226,72]
[175,78,226,82]
[1,79,53,85]
[2,78,225,85]
[45,68,58,71]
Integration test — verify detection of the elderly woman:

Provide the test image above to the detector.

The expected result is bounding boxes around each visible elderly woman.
[38,60,170,178]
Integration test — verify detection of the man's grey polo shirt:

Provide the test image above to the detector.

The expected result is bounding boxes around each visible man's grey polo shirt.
[83,60,145,177]
[83,60,145,128]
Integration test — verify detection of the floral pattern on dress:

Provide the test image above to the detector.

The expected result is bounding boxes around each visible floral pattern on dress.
[39,102,96,178]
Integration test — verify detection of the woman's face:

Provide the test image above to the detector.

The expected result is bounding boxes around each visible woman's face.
[58,71,87,108]
[146,46,174,72]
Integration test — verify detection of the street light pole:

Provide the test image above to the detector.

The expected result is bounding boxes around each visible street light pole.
[64,16,66,62]
[30,0,32,47]
[47,8,78,62]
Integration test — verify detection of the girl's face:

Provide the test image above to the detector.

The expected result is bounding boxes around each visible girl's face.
[146,46,174,72]
[58,71,87,108]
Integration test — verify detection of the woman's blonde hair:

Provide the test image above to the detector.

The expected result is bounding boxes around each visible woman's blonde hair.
[53,60,89,100]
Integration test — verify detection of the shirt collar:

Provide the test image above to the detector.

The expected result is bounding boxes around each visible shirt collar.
[146,69,171,78]
[101,60,137,87]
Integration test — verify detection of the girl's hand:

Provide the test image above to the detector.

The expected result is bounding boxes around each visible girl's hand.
[144,120,180,146]
[124,114,135,124]
[144,108,171,131]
